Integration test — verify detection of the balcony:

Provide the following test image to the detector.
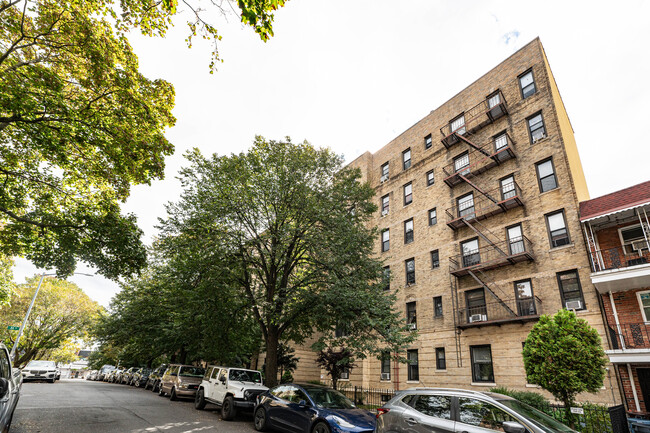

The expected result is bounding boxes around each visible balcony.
[445,182,524,230]
[449,236,534,277]
[588,245,650,293]
[457,297,542,329]
[606,323,650,364]
[440,90,509,149]
[442,133,516,188]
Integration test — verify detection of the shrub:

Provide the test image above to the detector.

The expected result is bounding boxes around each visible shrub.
[489,387,548,410]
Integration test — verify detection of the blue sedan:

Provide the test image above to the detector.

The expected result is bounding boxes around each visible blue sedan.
[254,383,376,433]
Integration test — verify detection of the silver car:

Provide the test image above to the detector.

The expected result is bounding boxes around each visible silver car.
[376,388,574,433]
[0,343,21,433]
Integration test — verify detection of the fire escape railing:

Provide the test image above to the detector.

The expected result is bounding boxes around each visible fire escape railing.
[439,90,508,148]
[445,181,524,229]
[449,236,534,276]
[456,296,543,327]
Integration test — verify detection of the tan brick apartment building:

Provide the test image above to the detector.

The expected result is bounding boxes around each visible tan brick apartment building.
[336,38,619,404]
[579,181,650,413]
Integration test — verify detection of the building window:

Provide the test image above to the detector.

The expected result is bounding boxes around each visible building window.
[470,345,494,383]
[536,158,558,193]
[487,92,501,109]
[425,134,432,149]
[436,348,446,370]
[381,162,389,181]
[380,351,391,379]
[381,229,390,252]
[433,296,443,317]
[426,169,435,186]
[466,288,487,321]
[528,112,546,143]
[431,250,439,269]
[406,301,417,329]
[450,114,466,135]
[380,194,389,216]
[340,366,350,380]
[458,193,475,219]
[405,258,415,285]
[461,238,480,268]
[557,270,585,310]
[407,349,419,381]
[494,132,508,151]
[501,175,516,200]
[507,224,524,255]
[514,279,536,316]
[454,152,470,174]
[429,208,437,226]
[519,69,536,99]
[619,224,648,254]
[403,148,411,170]
[546,210,570,248]
[335,324,348,338]
[383,266,390,291]
[404,218,414,244]
[637,291,650,322]
[404,182,413,205]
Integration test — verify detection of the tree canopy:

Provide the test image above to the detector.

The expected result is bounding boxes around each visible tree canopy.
[156,137,415,386]
[0,275,103,367]
[523,309,607,423]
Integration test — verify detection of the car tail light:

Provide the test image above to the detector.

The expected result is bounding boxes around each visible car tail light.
[376,408,390,419]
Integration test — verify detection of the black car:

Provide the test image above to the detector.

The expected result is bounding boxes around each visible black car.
[145,364,168,392]
[0,343,21,433]
[131,368,152,387]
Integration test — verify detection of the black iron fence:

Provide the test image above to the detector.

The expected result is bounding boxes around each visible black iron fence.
[589,246,650,272]
[608,323,650,350]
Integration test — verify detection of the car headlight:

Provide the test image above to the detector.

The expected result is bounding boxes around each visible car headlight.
[178,383,188,389]
[244,390,251,399]
[330,416,355,429]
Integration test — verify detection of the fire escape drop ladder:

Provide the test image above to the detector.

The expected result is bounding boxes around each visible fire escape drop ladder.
[457,173,503,209]
[467,269,517,317]
[637,207,650,251]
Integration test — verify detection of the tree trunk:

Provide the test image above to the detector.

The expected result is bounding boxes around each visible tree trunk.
[562,397,575,429]
[265,329,280,387]
[179,345,187,364]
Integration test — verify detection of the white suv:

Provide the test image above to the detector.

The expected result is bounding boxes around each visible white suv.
[194,366,268,420]
[22,360,57,383]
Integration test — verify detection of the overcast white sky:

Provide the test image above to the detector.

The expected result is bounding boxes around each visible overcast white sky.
[13,0,650,307]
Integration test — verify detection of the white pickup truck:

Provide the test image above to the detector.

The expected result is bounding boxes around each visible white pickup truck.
[194,366,268,420]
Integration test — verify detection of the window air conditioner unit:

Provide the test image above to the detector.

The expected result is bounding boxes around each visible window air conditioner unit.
[380,174,389,183]
[532,134,547,144]
[340,372,349,380]
[407,323,417,330]
[469,314,487,323]
[381,209,388,217]
[380,373,390,381]
[632,240,648,253]
[565,300,583,310]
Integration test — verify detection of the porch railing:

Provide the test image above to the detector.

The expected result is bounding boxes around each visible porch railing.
[589,245,650,272]
[608,322,650,350]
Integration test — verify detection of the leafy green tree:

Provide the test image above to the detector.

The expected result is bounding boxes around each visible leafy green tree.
[158,137,416,387]
[523,309,607,426]
[0,276,103,367]
[0,255,14,306]
[316,347,355,390]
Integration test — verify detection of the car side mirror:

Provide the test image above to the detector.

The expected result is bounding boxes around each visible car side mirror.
[220,377,226,384]
[503,421,526,433]
[0,378,9,399]
[298,400,308,408]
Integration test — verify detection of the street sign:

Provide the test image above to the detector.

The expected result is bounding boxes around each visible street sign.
[7,326,20,331]
[570,407,584,415]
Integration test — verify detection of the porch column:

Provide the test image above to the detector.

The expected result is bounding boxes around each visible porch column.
[609,291,626,349]
[627,363,641,412]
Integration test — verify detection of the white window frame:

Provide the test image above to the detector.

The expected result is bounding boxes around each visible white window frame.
[618,224,647,254]
[637,290,650,323]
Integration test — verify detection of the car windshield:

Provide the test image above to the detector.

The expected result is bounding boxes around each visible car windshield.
[142,369,151,374]
[26,361,56,369]
[179,367,205,377]
[229,369,262,384]
[304,387,355,409]
[499,400,575,433]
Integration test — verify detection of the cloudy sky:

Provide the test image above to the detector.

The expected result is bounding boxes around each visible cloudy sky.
[13,0,650,306]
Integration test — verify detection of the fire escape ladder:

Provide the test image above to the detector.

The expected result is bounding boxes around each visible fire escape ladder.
[582,222,602,271]
[458,174,500,204]
[637,207,650,251]
[467,270,517,317]
[461,219,509,259]
[450,273,463,367]
[457,134,492,157]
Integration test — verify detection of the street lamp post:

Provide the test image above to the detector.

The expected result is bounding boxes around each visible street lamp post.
[9,271,94,361]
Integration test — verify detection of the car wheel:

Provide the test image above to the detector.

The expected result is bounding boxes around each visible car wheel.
[254,406,268,431]
[158,385,166,396]
[312,421,330,433]
[48,378,55,383]
[195,388,206,410]
[153,381,160,393]
[221,395,236,421]
[144,380,150,390]
[170,387,178,401]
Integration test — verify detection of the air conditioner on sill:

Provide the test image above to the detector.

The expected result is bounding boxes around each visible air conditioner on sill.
[532,134,547,144]
[340,371,349,380]
[380,174,389,183]
[381,209,389,217]
[469,314,487,323]
[632,240,649,253]
[565,300,583,310]
[380,373,391,381]
[407,323,417,330]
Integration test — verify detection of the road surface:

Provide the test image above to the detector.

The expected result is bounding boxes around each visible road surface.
[11,379,255,433]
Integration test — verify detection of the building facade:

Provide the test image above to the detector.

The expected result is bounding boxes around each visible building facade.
[580,181,650,413]
[336,38,618,403]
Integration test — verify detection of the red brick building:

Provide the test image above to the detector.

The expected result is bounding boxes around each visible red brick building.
[580,181,650,413]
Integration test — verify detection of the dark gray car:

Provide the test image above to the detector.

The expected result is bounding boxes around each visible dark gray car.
[376,388,575,433]
[0,343,21,433]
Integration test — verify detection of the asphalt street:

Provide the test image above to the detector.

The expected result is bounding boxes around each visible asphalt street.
[11,379,255,433]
